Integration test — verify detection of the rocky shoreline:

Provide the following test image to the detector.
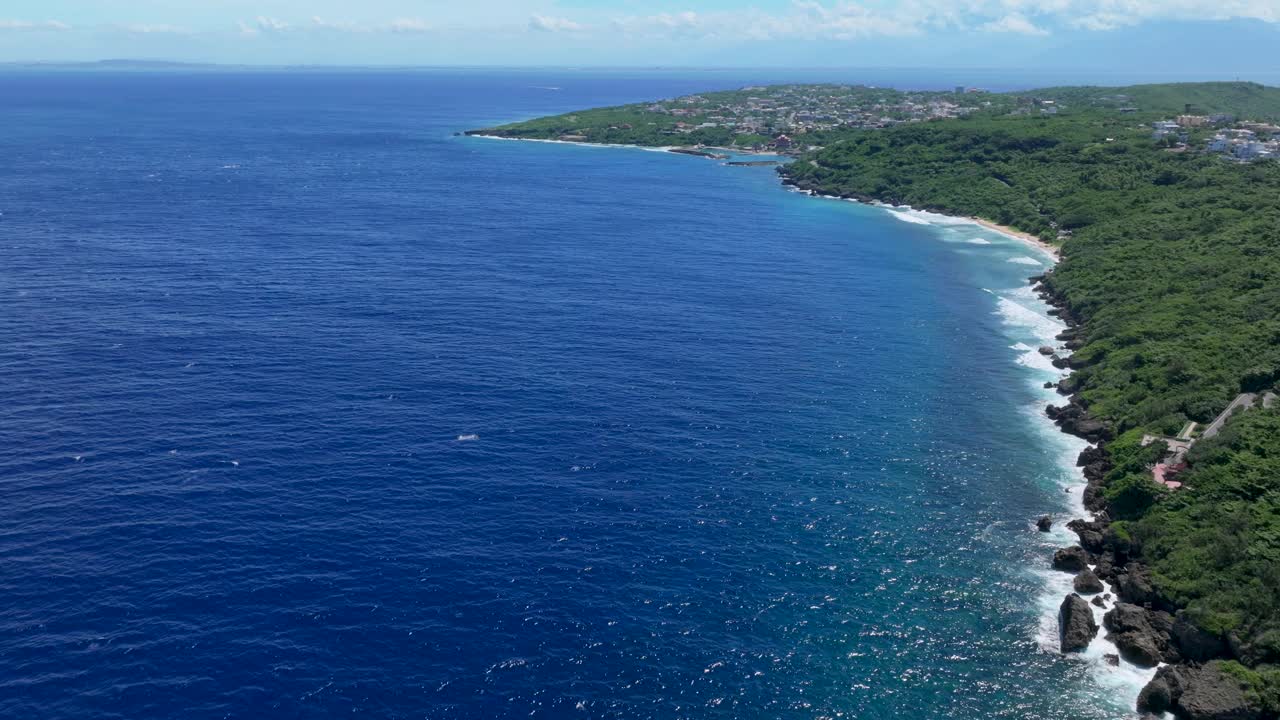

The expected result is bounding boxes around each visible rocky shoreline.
[780,168,1265,720]
[1029,273,1265,720]
[454,148,1264,718]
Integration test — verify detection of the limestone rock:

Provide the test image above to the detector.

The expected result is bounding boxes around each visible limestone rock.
[1074,569,1104,594]
[1059,593,1099,653]
[1053,546,1092,573]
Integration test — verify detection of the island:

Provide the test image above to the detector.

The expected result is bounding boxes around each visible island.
[471,81,1280,719]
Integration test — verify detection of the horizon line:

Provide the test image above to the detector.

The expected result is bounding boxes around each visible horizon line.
[0,59,1276,78]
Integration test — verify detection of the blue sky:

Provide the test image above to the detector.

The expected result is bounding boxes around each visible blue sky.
[2,0,1279,69]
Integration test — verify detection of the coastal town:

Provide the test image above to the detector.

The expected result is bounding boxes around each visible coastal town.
[1152,113,1280,161]
[468,83,995,151]
[643,84,985,137]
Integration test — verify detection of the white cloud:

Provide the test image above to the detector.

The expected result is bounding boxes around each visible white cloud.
[237,16,291,37]
[599,0,1280,42]
[118,24,191,35]
[72,0,1280,45]
[309,16,430,34]
[980,13,1050,34]
[0,19,70,31]
[1069,12,1130,30]
[255,16,289,32]
[311,17,365,33]
[388,18,431,33]
[529,15,585,32]
[611,12,700,36]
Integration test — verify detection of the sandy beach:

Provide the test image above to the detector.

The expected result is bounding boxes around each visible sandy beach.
[969,217,1061,262]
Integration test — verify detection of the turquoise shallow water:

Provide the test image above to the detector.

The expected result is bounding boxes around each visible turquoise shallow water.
[0,70,1135,718]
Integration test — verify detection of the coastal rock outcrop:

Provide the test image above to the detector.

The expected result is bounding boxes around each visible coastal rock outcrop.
[1059,593,1099,652]
[1076,445,1108,467]
[1093,552,1118,583]
[1173,613,1228,662]
[1137,664,1263,720]
[1046,401,1112,442]
[1116,564,1161,607]
[1138,672,1175,715]
[1052,546,1092,573]
[1036,515,1053,532]
[1114,630,1164,667]
[1067,518,1107,553]
[1104,603,1177,667]
[1073,569,1104,594]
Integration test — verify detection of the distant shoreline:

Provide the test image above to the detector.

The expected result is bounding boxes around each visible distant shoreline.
[466,132,1061,261]
[464,132,791,160]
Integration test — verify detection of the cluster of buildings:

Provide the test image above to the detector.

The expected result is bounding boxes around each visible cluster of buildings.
[1152,115,1280,161]
[1006,97,1066,116]
[1206,122,1280,161]
[645,86,983,140]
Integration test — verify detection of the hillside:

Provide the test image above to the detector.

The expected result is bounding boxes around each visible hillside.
[470,81,1280,149]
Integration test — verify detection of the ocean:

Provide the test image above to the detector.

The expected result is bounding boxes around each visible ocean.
[1,69,1143,719]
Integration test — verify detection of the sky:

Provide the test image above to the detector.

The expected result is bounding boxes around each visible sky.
[2,0,1280,70]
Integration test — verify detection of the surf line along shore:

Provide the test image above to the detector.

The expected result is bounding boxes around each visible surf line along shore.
[467,129,1132,678]
[467,129,1200,714]
[795,190,1164,709]
[462,132,788,163]
[465,128,1271,718]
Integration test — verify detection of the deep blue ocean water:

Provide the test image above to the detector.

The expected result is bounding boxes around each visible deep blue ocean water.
[1,70,1139,718]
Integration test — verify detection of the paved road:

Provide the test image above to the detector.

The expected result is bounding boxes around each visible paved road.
[1202,393,1256,440]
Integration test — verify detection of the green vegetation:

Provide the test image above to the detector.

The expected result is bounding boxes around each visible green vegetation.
[780,81,1280,691]
[1100,432,1169,520]
[1132,411,1280,658]
[1034,81,1280,119]
[488,80,1280,699]
[470,84,1005,148]
[1219,660,1280,715]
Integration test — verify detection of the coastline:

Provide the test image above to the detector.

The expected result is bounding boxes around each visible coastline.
[969,218,1061,262]
[467,118,1274,720]
[468,135,1059,262]
[464,132,793,163]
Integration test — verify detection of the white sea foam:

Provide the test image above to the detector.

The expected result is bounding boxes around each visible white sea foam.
[882,206,974,226]
[456,433,479,442]
[966,238,992,245]
[470,135,677,153]
[994,295,1065,346]
[886,210,932,225]
[994,283,1159,712]
[1007,256,1044,266]
[1011,342,1060,373]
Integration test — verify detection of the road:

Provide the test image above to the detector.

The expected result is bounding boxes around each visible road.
[1202,393,1256,440]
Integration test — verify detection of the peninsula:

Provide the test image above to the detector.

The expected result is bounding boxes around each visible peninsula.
[471,81,1280,718]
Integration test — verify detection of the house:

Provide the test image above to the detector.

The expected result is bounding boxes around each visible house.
[773,134,793,149]
[1152,120,1180,140]
[1235,141,1270,160]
